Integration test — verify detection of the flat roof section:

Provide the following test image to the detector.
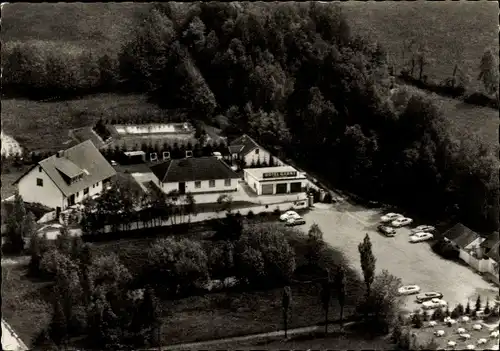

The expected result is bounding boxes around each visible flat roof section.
[244,166,305,181]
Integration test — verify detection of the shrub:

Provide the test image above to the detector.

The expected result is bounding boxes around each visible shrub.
[273,208,281,216]
[207,241,235,279]
[234,223,296,287]
[420,337,439,350]
[450,307,460,319]
[484,297,491,314]
[456,303,465,316]
[39,249,75,279]
[432,307,444,321]
[465,300,471,315]
[246,210,255,218]
[145,237,209,297]
[421,309,429,321]
[411,311,423,328]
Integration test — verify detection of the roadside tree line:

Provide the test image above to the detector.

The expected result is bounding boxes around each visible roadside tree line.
[80,177,197,235]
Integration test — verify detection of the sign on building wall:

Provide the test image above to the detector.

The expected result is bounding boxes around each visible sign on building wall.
[262,171,297,179]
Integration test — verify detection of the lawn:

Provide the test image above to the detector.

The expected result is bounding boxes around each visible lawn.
[0,165,30,199]
[1,3,151,55]
[402,85,499,154]
[1,94,169,153]
[343,1,499,92]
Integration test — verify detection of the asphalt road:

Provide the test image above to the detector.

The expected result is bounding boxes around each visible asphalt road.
[301,202,499,313]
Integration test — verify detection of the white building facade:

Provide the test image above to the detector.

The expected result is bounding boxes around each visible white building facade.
[243,166,307,196]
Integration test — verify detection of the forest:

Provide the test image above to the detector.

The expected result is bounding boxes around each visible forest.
[2,2,498,231]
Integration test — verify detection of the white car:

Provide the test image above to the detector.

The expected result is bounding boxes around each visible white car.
[280,210,301,222]
[380,212,403,223]
[411,225,436,234]
[391,217,413,227]
[398,285,421,295]
[422,298,448,310]
[410,232,434,243]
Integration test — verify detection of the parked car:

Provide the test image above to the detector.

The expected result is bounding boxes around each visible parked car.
[398,285,421,295]
[378,224,396,237]
[410,232,434,243]
[411,225,436,234]
[110,160,118,166]
[391,217,413,227]
[416,292,444,303]
[380,212,403,223]
[422,298,448,310]
[285,216,306,226]
[280,210,301,222]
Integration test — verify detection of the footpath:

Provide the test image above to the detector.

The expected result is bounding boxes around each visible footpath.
[150,321,356,350]
[1,319,29,351]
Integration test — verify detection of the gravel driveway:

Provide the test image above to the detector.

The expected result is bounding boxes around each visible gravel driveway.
[302,203,499,313]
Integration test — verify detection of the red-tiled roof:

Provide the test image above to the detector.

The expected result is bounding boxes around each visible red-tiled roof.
[150,157,240,183]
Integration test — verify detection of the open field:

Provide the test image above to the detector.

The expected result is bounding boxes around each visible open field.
[343,1,499,92]
[1,94,172,153]
[401,85,499,154]
[1,3,151,55]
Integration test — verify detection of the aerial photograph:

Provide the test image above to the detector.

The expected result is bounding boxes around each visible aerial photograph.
[1,1,499,350]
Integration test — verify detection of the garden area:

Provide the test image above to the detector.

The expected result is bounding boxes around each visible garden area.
[392,297,500,350]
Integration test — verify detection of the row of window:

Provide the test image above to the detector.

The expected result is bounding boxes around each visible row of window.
[193,179,232,189]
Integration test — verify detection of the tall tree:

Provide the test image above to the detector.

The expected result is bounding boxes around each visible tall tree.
[306,223,324,267]
[5,191,27,253]
[358,234,376,297]
[282,285,292,339]
[478,48,499,102]
[48,299,68,346]
[320,269,332,334]
[335,265,347,329]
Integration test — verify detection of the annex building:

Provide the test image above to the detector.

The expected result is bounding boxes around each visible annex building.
[243,166,307,196]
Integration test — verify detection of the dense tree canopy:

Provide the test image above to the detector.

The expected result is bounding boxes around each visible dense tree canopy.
[2,2,497,231]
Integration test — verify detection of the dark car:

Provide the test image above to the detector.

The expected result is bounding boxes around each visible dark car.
[285,217,306,226]
[416,292,444,303]
[378,224,396,237]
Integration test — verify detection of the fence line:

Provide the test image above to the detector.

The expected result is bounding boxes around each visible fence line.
[92,200,308,234]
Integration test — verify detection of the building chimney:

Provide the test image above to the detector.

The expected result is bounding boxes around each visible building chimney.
[185,150,193,158]
[56,150,64,158]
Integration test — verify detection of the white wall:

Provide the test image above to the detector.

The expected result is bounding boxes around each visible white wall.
[62,180,105,209]
[161,179,238,194]
[18,166,64,210]
[244,147,272,166]
[244,171,261,194]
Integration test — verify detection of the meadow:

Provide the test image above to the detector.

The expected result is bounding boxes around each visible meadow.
[343,1,499,93]
[1,3,151,55]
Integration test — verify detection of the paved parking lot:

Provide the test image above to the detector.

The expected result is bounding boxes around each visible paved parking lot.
[302,203,499,313]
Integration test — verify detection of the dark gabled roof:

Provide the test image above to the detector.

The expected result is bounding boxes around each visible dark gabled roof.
[229,144,244,154]
[443,223,481,249]
[150,157,240,183]
[485,241,500,263]
[443,223,472,242]
[15,140,116,197]
[480,232,500,250]
[53,157,84,179]
[229,134,262,156]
